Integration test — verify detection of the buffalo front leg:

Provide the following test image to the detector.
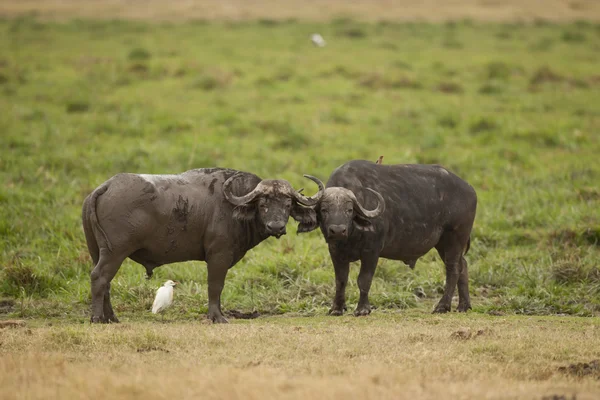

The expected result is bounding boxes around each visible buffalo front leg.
[355,253,379,317]
[456,256,471,312]
[329,255,349,316]
[206,256,231,324]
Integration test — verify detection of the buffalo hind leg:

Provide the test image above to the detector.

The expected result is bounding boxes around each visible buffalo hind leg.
[102,282,119,323]
[91,249,126,323]
[433,233,465,313]
[206,255,231,324]
[456,256,471,312]
[354,253,379,317]
[329,256,349,316]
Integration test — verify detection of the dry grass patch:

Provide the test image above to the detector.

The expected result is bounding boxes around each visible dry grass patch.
[2,0,600,21]
[1,313,599,399]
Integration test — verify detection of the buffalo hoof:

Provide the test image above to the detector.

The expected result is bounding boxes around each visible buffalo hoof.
[106,315,120,323]
[328,308,344,316]
[354,305,371,317]
[90,315,108,324]
[209,313,229,324]
[457,303,472,313]
[433,302,451,313]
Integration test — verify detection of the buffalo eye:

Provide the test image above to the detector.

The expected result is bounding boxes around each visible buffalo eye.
[346,208,353,214]
[260,204,268,213]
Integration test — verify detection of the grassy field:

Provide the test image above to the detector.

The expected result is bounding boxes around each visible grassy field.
[1,6,600,398]
[1,15,600,320]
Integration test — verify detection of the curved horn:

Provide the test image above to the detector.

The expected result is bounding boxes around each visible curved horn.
[223,174,263,206]
[352,188,385,218]
[291,175,325,206]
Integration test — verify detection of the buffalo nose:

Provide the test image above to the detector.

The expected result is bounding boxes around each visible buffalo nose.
[267,221,286,234]
[328,225,347,237]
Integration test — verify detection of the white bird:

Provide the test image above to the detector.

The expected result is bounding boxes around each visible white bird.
[152,280,177,317]
[311,33,326,47]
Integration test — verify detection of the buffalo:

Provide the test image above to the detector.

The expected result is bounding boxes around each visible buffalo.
[82,168,324,323]
[297,160,477,315]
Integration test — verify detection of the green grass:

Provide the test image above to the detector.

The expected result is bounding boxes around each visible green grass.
[1,17,599,320]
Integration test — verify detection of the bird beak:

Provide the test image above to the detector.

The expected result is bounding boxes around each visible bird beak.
[174,281,179,285]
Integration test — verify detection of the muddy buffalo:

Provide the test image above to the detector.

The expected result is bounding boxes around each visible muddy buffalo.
[296,160,477,315]
[82,168,324,323]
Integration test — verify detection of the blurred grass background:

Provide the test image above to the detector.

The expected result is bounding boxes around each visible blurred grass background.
[0,2,599,320]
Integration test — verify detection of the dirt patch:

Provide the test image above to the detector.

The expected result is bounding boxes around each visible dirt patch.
[128,63,149,74]
[436,82,463,94]
[450,328,489,340]
[0,320,26,329]
[558,360,600,379]
[136,346,170,353]
[0,299,15,314]
[226,310,261,319]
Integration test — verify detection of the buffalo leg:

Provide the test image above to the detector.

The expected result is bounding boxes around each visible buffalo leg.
[433,234,464,313]
[206,256,230,324]
[329,256,349,316]
[355,253,378,316]
[102,282,119,323]
[456,256,472,312]
[91,249,125,323]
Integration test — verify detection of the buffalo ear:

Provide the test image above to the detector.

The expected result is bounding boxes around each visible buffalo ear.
[291,203,318,233]
[232,204,256,221]
[353,215,375,232]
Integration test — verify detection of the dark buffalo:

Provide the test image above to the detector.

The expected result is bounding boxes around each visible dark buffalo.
[82,168,324,323]
[297,160,477,315]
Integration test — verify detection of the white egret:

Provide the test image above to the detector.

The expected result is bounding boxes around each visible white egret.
[152,280,178,319]
[311,33,326,47]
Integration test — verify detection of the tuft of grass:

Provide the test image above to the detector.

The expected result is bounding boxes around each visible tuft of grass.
[1,258,63,298]
[437,114,459,129]
[127,47,152,61]
[337,26,368,38]
[530,66,564,86]
[469,117,497,134]
[552,261,587,284]
[549,228,600,247]
[258,18,279,27]
[562,30,586,42]
[65,101,90,113]
[479,81,504,95]
[530,37,555,51]
[486,62,511,81]
[435,81,463,93]
[191,70,233,90]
